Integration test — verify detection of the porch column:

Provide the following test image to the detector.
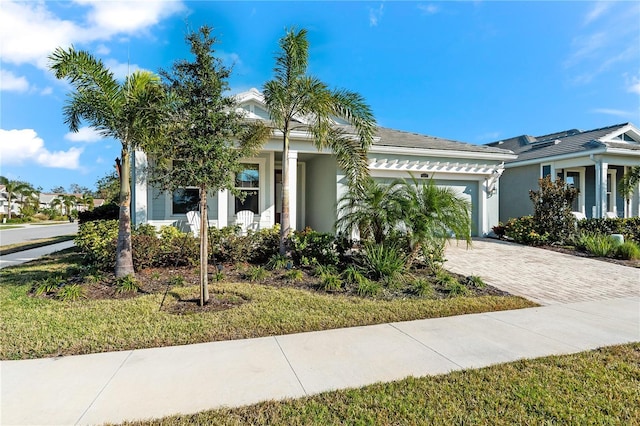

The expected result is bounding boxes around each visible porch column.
[132,149,148,226]
[288,150,298,231]
[594,159,608,218]
[217,189,228,228]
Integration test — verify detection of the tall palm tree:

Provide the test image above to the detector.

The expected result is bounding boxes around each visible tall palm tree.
[49,47,166,277]
[79,193,95,211]
[619,166,640,217]
[58,194,78,216]
[3,180,28,219]
[263,28,376,254]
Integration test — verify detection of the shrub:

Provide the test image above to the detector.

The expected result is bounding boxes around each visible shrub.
[75,220,118,270]
[288,228,339,266]
[245,266,269,282]
[248,226,280,264]
[77,203,119,223]
[358,242,407,282]
[411,278,435,298]
[57,284,86,301]
[504,216,548,246]
[33,276,63,296]
[131,234,162,269]
[320,273,342,291]
[283,269,304,283]
[575,232,617,257]
[313,264,338,278]
[615,241,640,260]
[356,278,381,297]
[267,253,289,270]
[577,217,640,245]
[115,275,139,293]
[157,228,198,267]
[466,275,486,289]
[529,176,577,244]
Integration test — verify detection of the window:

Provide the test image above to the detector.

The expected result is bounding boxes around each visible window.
[235,164,259,214]
[172,188,199,214]
[542,164,551,178]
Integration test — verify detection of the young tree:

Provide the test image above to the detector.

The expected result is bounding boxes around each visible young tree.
[149,26,268,306]
[529,176,578,243]
[2,180,29,219]
[263,28,376,255]
[619,166,640,217]
[95,171,120,204]
[49,47,166,278]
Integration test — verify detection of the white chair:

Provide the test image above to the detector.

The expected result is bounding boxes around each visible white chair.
[571,211,586,221]
[235,210,255,235]
[186,210,201,236]
[605,211,618,219]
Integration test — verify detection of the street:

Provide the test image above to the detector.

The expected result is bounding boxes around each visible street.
[0,222,78,246]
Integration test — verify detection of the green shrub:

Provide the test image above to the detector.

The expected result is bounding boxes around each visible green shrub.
[342,265,366,285]
[320,273,342,291]
[115,275,139,294]
[131,234,162,269]
[267,253,289,270]
[157,228,198,267]
[283,269,304,283]
[359,242,407,282]
[615,241,640,260]
[466,275,486,289]
[504,216,548,246]
[288,228,339,266]
[33,276,63,296]
[245,266,269,282]
[77,203,119,223]
[313,264,338,278]
[56,284,86,301]
[167,275,186,287]
[575,232,617,257]
[75,220,118,270]
[577,217,640,245]
[356,278,381,297]
[248,226,280,264]
[529,176,578,244]
[411,278,435,298]
[134,223,158,237]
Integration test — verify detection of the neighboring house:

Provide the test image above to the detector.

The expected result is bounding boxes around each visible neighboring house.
[487,122,640,222]
[132,88,515,237]
[0,185,21,217]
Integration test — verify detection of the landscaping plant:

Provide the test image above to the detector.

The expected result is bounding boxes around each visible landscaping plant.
[529,176,578,244]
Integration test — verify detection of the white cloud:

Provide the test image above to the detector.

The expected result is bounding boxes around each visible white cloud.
[418,4,439,15]
[64,126,103,143]
[0,129,82,169]
[0,0,185,69]
[369,4,384,27]
[0,70,30,92]
[104,59,144,80]
[591,108,634,118]
[95,44,111,55]
[40,87,53,96]
[628,77,640,95]
[583,2,610,26]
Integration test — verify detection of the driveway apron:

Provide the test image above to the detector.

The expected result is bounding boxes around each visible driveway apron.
[445,238,639,305]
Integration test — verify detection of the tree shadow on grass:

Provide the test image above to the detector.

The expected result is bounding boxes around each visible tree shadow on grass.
[0,248,85,288]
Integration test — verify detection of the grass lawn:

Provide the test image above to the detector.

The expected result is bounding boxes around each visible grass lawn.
[0,249,536,360]
[121,343,640,425]
[0,235,75,255]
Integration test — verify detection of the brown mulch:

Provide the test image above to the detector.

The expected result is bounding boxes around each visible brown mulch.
[538,245,640,268]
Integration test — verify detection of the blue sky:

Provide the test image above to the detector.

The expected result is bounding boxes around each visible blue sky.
[1,1,639,193]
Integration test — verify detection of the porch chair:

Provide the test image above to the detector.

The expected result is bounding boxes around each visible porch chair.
[186,210,201,236]
[571,211,586,221]
[235,210,255,235]
[605,211,618,219]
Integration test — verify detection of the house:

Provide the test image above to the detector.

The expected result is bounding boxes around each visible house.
[132,88,516,237]
[487,122,640,222]
[0,185,21,217]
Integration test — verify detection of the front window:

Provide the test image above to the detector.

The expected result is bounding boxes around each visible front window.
[172,188,199,214]
[235,164,259,214]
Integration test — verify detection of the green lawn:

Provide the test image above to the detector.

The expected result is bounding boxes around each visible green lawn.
[0,250,536,360]
[122,343,640,425]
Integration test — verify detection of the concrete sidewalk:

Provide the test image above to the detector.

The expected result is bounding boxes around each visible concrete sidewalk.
[2,296,638,425]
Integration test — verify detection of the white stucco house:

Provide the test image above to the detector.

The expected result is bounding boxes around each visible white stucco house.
[131,89,516,237]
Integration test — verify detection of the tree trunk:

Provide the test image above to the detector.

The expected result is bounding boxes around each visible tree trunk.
[115,148,135,278]
[279,129,290,255]
[200,186,209,306]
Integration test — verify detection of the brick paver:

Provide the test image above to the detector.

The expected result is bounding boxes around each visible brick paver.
[445,238,639,305]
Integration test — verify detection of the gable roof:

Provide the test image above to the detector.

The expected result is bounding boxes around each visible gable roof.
[487,122,640,164]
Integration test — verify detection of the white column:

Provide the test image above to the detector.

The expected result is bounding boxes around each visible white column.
[132,150,148,225]
[595,160,608,218]
[217,189,228,228]
[288,150,298,231]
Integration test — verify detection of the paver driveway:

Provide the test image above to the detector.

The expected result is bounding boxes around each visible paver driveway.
[445,238,639,305]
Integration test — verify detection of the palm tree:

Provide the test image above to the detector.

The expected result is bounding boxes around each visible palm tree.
[2,180,29,219]
[49,47,166,277]
[395,177,472,266]
[336,178,403,244]
[263,28,376,254]
[619,166,640,217]
[58,194,78,216]
[79,193,95,211]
